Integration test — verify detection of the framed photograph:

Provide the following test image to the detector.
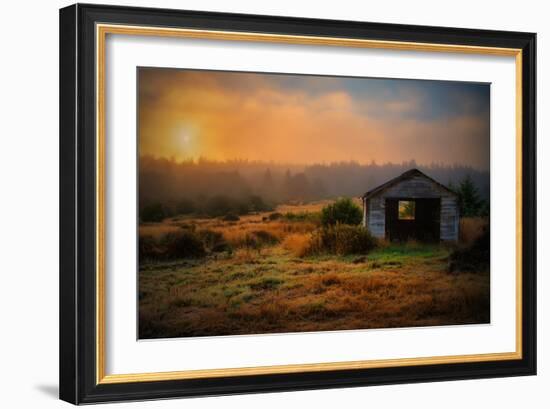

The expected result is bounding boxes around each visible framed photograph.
[59,3,536,404]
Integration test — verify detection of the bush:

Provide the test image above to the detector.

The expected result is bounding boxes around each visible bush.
[251,230,279,246]
[268,212,283,221]
[240,230,279,250]
[198,229,230,252]
[161,231,206,259]
[140,203,168,222]
[449,226,490,273]
[320,198,362,227]
[308,224,377,256]
[139,235,162,262]
[222,213,240,221]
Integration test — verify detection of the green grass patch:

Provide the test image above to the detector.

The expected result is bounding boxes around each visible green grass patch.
[283,211,321,223]
[367,244,447,264]
[248,277,284,291]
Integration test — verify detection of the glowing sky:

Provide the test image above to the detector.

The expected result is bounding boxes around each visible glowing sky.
[138,68,490,170]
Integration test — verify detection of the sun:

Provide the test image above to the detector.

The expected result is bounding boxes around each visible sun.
[180,131,191,145]
[172,124,201,159]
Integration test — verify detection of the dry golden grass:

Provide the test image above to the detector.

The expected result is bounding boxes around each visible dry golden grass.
[282,233,313,257]
[139,211,318,248]
[231,248,261,263]
[213,220,316,248]
[138,203,489,338]
[139,245,489,338]
[139,223,181,239]
[274,200,330,214]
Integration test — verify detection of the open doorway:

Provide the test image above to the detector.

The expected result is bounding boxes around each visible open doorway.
[385,198,441,242]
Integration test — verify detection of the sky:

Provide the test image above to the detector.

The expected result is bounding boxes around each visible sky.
[138,68,490,170]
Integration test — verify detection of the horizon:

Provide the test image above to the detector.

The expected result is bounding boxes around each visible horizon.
[139,154,488,173]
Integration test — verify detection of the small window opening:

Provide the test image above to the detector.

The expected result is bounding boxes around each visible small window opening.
[398,200,415,220]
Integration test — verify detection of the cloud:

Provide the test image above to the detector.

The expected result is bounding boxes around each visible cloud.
[138,68,490,170]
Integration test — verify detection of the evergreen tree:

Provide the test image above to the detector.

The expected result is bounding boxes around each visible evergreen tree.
[283,169,292,200]
[261,168,275,200]
[262,168,273,186]
[287,173,311,201]
[455,175,484,217]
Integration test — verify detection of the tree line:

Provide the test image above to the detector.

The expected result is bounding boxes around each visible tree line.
[139,156,490,218]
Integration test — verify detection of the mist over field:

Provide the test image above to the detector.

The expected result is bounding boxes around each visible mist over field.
[139,156,490,211]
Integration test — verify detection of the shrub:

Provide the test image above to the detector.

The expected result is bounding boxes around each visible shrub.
[268,212,283,221]
[222,213,240,221]
[320,198,362,227]
[449,226,490,273]
[139,235,162,262]
[251,230,279,246]
[198,229,230,252]
[161,231,206,259]
[240,230,279,250]
[140,203,168,222]
[308,224,377,256]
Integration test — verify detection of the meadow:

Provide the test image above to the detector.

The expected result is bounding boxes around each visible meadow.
[138,201,490,339]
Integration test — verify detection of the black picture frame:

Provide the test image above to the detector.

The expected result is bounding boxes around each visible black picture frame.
[59,3,536,404]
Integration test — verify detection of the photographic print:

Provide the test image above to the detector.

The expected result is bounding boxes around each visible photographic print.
[60,6,536,402]
[137,68,491,339]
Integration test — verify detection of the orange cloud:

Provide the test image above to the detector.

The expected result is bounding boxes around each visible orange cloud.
[138,69,489,170]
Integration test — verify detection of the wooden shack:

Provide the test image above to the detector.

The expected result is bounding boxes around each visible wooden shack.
[361,169,459,242]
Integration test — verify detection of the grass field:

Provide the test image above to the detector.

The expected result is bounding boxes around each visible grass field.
[138,202,489,339]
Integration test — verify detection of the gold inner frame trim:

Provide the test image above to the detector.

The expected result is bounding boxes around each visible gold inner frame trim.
[95,23,523,385]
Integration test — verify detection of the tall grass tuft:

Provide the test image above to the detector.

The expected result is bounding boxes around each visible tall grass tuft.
[307,224,378,256]
[282,233,313,257]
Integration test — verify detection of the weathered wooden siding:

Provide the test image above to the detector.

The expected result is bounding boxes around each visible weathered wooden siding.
[440,196,459,241]
[363,175,459,241]
[366,196,385,238]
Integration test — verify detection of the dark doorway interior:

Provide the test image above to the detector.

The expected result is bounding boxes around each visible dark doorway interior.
[385,198,441,242]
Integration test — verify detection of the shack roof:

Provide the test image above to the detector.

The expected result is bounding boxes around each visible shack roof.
[361,168,457,199]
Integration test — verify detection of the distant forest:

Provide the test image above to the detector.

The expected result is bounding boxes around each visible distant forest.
[139,156,489,212]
